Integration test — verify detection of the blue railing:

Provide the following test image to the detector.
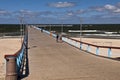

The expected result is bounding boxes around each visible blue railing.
[34,26,56,38]
[16,34,28,76]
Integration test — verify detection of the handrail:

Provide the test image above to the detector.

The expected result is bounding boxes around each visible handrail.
[67,37,120,49]
[62,36,120,57]
[4,26,28,80]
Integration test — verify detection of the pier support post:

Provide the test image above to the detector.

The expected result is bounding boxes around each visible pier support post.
[5,56,17,80]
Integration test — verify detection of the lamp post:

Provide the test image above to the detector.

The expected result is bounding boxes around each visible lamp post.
[19,16,24,43]
[80,18,82,42]
[61,20,63,33]
[49,24,51,31]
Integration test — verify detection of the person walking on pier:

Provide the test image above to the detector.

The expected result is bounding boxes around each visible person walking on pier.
[56,33,59,42]
[41,28,43,32]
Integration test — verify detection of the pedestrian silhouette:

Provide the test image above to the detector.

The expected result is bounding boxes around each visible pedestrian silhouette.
[56,33,59,42]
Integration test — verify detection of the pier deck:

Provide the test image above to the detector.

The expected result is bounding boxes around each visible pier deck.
[23,27,120,80]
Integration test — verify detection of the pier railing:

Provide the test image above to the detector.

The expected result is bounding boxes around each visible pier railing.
[35,26,56,37]
[34,26,120,58]
[4,26,28,80]
[62,37,120,58]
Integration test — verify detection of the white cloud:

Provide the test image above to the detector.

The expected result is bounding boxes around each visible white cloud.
[90,3,120,14]
[0,9,10,16]
[0,11,7,14]
[15,10,42,18]
[19,10,32,14]
[104,4,120,13]
[94,8,104,12]
[114,9,120,13]
[67,12,74,16]
[18,10,34,16]
[104,4,116,10]
[76,9,86,14]
[90,6,105,12]
[48,2,76,8]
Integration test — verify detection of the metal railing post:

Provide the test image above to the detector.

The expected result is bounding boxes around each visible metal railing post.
[108,48,112,57]
[5,56,17,80]
[87,45,90,52]
[96,47,99,55]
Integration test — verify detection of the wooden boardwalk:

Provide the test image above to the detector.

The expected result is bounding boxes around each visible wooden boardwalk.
[23,27,120,80]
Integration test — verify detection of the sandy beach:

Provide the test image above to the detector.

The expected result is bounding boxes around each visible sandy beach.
[72,37,120,58]
[0,38,21,79]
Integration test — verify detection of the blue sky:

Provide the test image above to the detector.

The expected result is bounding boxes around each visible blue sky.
[0,0,120,24]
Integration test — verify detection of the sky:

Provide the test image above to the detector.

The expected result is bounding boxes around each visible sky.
[0,0,120,24]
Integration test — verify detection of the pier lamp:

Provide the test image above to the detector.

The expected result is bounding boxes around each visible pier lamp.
[61,20,63,33]
[19,16,24,43]
[80,18,82,42]
[49,21,51,31]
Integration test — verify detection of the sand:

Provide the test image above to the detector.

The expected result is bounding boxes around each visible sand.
[72,37,120,58]
[0,38,22,79]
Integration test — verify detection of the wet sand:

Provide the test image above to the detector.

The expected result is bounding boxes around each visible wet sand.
[0,38,21,79]
[72,37,120,58]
